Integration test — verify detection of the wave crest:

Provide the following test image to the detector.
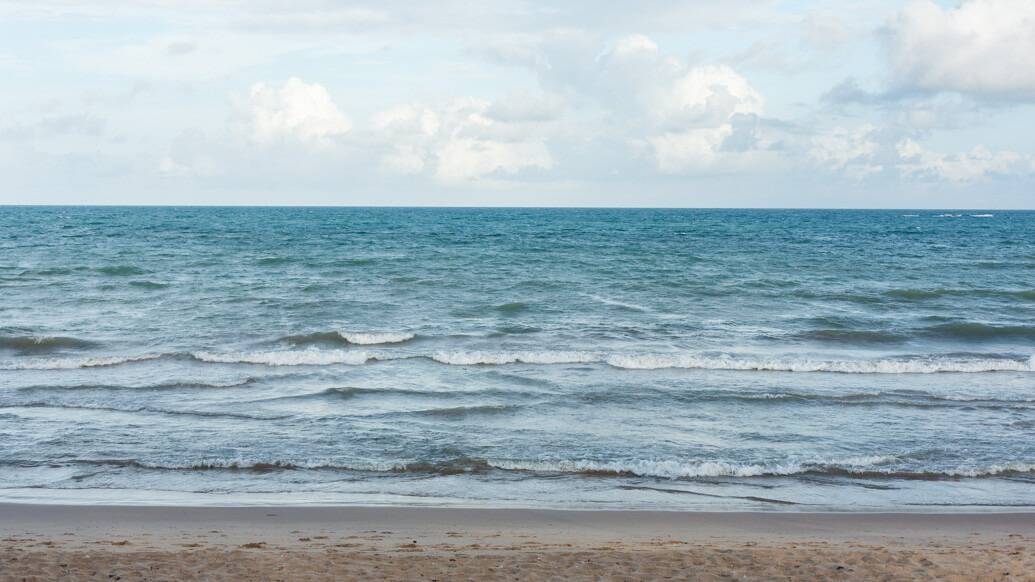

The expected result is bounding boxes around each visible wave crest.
[0,354,159,370]
[489,456,896,479]
[0,335,98,354]
[20,456,1035,481]
[280,330,415,347]
[603,353,1035,373]
[192,349,372,366]
[339,331,415,345]
[430,350,597,366]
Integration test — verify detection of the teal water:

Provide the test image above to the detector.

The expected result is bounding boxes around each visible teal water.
[2,207,1034,508]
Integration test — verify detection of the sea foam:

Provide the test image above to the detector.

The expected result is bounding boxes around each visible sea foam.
[338,331,415,345]
[192,349,372,366]
[0,354,160,370]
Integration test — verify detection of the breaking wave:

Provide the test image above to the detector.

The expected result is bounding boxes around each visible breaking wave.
[602,353,1035,373]
[0,335,98,354]
[5,346,1033,374]
[19,456,1035,481]
[429,350,597,366]
[0,402,287,420]
[922,322,1035,341]
[339,331,415,345]
[488,457,1035,480]
[192,349,373,366]
[0,354,160,370]
[279,330,415,347]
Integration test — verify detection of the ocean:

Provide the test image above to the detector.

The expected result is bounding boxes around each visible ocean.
[2,206,1034,509]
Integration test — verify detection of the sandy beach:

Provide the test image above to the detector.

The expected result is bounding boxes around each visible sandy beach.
[0,505,1031,581]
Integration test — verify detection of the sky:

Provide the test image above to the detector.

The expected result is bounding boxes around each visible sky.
[1,0,1034,208]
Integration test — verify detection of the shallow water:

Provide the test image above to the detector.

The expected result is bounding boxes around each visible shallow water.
[2,207,1034,509]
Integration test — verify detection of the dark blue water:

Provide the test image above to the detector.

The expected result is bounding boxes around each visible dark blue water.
[1,207,1034,508]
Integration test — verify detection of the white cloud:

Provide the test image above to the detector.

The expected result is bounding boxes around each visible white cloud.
[653,64,764,127]
[370,104,440,137]
[484,91,566,122]
[896,138,1027,181]
[642,61,766,173]
[887,0,1035,99]
[371,97,553,183]
[648,126,733,174]
[809,125,882,178]
[158,155,190,177]
[245,77,352,147]
[436,137,553,182]
[379,143,427,175]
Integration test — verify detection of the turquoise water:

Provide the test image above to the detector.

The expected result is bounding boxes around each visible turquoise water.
[2,207,1034,509]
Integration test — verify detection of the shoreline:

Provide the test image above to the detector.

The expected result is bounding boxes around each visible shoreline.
[2,504,1033,580]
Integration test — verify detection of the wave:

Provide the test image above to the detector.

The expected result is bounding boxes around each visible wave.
[192,349,373,366]
[0,335,98,354]
[10,457,495,475]
[339,331,415,345]
[188,347,1035,373]
[602,353,1035,373]
[586,294,649,312]
[488,458,1035,480]
[128,280,169,289]
[495,302,530,315]
[792,329,907,344]
[96,265,148,276]
[0,402,287,420]
[279,330,415,347]
[15,378,260,392]
[10,346,1032,375]
[0,354,160,370]
[25,456,1034,481]
[884,288,951,300]
[489,456,896,479]
[585,387,1035,409]
[256,256,293,266]
[922,322,1035,341]
[429,350,597,366]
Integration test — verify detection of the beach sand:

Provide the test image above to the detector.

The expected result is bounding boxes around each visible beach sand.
[1,504,1032,581]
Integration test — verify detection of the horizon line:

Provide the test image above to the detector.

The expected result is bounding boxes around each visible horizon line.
[1,204,1030,211]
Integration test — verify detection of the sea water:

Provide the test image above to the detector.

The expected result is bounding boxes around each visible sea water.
[1,207,1034,509]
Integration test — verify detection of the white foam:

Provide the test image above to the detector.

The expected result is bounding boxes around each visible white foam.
[187,346,1035,374]
[604,353,1035,374]
[193,349,372,366]
[429,350,598,366]
[970,214,994,218]
[339,331,415,345]
[0,354,160,370]
[942,462,1035,477]
[489,455,898,479]
[586,294,649,312]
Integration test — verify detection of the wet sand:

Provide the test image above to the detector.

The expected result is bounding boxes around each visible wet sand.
[1,504,1033,580]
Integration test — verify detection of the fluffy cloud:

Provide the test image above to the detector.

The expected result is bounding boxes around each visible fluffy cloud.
[436,136,553,182]
[371,98,554,183]
[652,65,764,127]
[648,126,734,174]
[548,34,770,174]
[642,63,766,173]
[886,0,1035,100]
[245,77,352,146]
[809,124,882,179]
[809,126,1032,183]
[896,139,1027,181]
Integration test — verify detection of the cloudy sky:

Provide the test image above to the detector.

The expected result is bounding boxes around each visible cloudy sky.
[2,0,1034,207]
